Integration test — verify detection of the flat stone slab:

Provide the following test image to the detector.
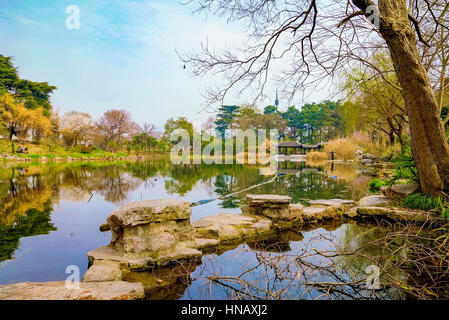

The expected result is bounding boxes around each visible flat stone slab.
[108,199,191,228]
[192,213,272,241]
[302,206,343,222]
[83,260,122,282]
[246,194,292,204]
[356,206,433,223]
[0,281,145,300]
[359,195,392,206]
[88,245,124,264]
[382,184,418,200]
[308,199,354,206]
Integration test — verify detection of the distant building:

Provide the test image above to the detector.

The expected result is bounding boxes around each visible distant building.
[275,89,279,110]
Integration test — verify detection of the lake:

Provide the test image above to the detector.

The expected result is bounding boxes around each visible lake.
[0,157,411,299]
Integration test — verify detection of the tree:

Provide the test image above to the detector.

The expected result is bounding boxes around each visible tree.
[215,105,239,137]
[264,105,277,115]
[28,107,52,143]
[0,55,56,116]
[60,111,94,147]
[163,117,194,139]
[96,109,141,150]
[181,0,449,195]
[0,93,31,140]
[342,53,408,149]
[0,93,51,142]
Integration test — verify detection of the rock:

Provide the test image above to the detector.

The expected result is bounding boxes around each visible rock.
[83,260,122,282]
[361,159,374,166]
[0,281,145,300]
[192,238,220,250]
[356,206,433,223]
[108,199,191,228]
[308,199,354,206]
[246,194,292,205]
[245,194,292,221]
[302,205,343,222]
[286,203,305,221]
[192,213,272,241]
[359,195,392,206]
[382,183,419,200]
[362,153,377,160]
[88,245,124,264]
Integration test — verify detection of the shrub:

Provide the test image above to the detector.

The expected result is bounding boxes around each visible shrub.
[80,145,92,153]
[389,146,418,185]
[403,193,449,218]
[369,178,388,192]
[307,151,329,161]
[324,138,357,161]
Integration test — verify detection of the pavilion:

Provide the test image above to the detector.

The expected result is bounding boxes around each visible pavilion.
[277,141,324,155]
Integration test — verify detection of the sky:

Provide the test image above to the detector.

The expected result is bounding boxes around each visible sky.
[0,0,330,130]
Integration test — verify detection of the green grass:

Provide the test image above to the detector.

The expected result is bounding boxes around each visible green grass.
[403,193,449,218]
[369,178,388,192]
[0,139,140,160]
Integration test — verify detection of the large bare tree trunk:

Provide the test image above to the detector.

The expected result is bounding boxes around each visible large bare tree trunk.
[376,0,449,195]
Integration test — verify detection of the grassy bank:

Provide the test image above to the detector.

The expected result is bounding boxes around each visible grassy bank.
[0,140,168,161]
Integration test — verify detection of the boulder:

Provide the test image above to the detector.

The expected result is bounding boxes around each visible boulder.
[192,213,272,242]
[83,260,123,282]
[302,205,343,222]
[359,195,392,206]
[0,281,144,300]
[381,183,418,200]
[308,199,354,207]
[361,159,374,166]
[244,194,292,221]
[108,199,191,229]
[362,153,377,160]
[246,194,292,205]
[356,206,433,223]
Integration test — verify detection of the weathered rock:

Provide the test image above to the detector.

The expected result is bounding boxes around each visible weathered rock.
[359,195,392,206]
[88,245,124,264]
[381,184,418,200]
[302,205,343,222]
[362,153,377,160]
[0,281,145,300]
[356,206,434,223]
[308,199,354,207]
[286,203,305,221]
[361,159,374,166]
[83,260,122,282]
[108,199,191,229]
[193,213,272,241]
[245,194,292,221]
[246,194,292,205]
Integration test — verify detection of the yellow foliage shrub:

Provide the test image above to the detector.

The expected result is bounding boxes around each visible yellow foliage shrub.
[307,151,329,161]
[324,138,358,161]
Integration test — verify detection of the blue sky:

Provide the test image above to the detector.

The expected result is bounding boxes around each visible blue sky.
[0,0,329,129]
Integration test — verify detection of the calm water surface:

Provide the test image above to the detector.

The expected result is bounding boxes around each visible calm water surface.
[1,157,400,299]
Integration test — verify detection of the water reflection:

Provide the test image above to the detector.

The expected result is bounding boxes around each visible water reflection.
[0,158,374,294]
